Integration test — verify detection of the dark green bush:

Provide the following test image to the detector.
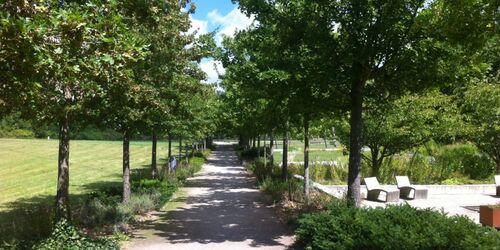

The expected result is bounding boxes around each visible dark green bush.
[247,158,278,182]
[462,153,496,180]
[241,148,259,159]
[297,202,500,250]
[33,219,118,250]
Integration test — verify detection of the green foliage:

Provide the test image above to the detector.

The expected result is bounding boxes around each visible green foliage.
[261,178,303,203]
[463,79,500,172]
[372,143,495,184]
[297,202,500,250]
[34,219,118,250]
[247,158,278,182]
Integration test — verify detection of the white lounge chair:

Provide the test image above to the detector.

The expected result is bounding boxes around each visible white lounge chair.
[495,175,500,197]
[395,176,428,200]
[364,177,399,202]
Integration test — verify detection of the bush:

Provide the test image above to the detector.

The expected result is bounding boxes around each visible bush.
[34,219,118,250]
[296,202,500,250]
[462,153,496,180]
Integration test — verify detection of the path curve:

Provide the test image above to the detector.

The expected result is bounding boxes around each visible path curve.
[125,142,295,250]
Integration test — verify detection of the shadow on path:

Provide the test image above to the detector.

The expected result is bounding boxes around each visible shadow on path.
[128,143,295,250]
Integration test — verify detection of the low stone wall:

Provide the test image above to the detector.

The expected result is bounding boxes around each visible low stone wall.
[292,175,497,198]
[323,184,497,198]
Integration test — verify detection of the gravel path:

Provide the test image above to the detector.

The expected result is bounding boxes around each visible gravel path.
[125,143,295,250]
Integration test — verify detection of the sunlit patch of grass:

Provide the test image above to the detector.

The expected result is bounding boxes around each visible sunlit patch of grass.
[0,138,181,207]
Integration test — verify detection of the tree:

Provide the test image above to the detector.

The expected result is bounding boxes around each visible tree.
[0,0,148,220]
[463,76,500,173]
[335,91,465,178]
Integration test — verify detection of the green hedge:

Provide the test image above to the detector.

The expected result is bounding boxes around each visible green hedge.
[297,202,500,250]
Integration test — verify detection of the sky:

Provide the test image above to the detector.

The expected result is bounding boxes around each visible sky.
[188,1,255,83]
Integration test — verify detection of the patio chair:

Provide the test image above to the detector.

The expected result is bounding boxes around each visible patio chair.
[495,175,500,197]
[395,176,428,200]
[364,177,399,202]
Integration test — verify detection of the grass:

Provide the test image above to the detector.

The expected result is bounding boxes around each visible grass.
[0,138,182,207]
[272,139,347,163]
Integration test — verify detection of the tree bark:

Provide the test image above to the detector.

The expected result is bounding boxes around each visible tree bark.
[304,117,310,203]
[55,116,71,222]
[282,130,289,180]
[347,68,366,207]
[151,130,158,178]
[168,134,172,159]
[122,129,131,203]
[371,147,380,177]
[495,158,500,174]
[252,137,256,148]
[257,135,261,157]
[270,132,274,165]
[179,136,183,161]
[263,134,267,168]
[185,144,189,164]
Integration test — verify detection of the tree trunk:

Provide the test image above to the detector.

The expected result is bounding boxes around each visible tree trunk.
[179,136,183,161]
[257,135,261,158]
[347,69,366,207]
[206,137,213,149]
[122,129,131,203]
[270,132,275,165]
[252,137,256,148]
[263,134,267,168]
[151,130,158,178]
[323,134,328,149]
[185,144,189,164]
[496,158,500,174]
[304,118,310,203]
[168,134,172,159]
[55,116,71,222]
[371,147,380,177]
[282,127,289,180]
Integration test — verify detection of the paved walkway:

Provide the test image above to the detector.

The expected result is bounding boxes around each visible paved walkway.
[363,193,499,223]
[125,143,294,250]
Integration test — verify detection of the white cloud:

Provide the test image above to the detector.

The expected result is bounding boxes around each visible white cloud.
[189,7,254,83]
[207,7,255,44]
[200,59,225,83]
[188,16,208,37]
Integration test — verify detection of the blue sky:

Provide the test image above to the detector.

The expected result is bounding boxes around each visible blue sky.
[187,1,254,83]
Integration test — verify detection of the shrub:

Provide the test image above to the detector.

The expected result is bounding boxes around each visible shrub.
[296,202,500,250]
[247,159,275,182]
[462,153,495,179]
[33,219,118,250]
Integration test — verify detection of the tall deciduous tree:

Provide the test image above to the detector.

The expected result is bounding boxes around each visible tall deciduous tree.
[463,77,500,173]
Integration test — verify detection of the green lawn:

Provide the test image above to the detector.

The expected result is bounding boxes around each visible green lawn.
[272,139,347,163]
[0,138,181,207]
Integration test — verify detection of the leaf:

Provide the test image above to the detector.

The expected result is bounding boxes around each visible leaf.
[102,54,114,65]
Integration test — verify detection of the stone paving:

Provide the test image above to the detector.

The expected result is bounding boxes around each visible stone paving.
[362,193,499,223]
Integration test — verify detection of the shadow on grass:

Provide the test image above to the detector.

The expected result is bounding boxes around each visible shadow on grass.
[0,163,179,243]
